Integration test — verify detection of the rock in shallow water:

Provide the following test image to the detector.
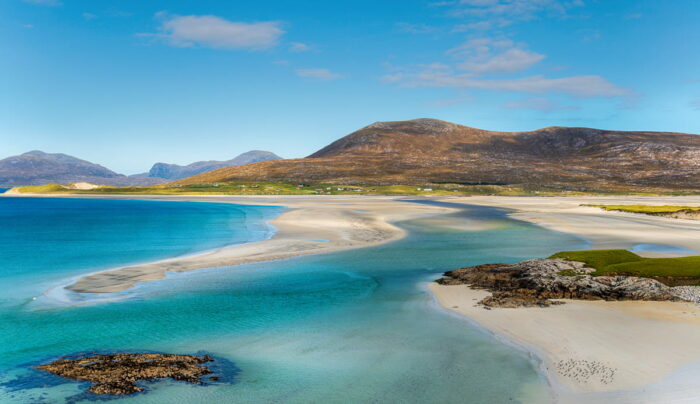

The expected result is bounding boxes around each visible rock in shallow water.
[35,353,214,395]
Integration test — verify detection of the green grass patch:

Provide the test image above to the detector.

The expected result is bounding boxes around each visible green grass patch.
[550,249,643,270]
[585,204,700,214]
[9,182,578,196]
[11,183,700,197]
[550,249,700,285]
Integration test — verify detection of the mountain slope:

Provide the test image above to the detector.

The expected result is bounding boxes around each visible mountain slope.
[147,150,283,180]
[172,119,700,191]
[0,150,283,186]
[0,151,158,186]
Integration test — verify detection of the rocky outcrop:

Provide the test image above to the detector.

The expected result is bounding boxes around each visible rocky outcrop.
[437,259,684,308]
[36,353,215,395]
[652,210,700,220]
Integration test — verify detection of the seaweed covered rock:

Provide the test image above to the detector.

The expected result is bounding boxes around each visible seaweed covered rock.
[36,353,214,395]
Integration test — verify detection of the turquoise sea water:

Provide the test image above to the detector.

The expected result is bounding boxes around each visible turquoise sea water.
[0,198,586,403]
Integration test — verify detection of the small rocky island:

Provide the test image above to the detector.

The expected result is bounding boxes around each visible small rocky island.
[437,257,697,308]
[36,353,215,395]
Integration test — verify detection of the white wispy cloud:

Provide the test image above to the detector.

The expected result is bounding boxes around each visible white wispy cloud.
[460,48,544,74]
[447,38,544,74]
[451,0,583,20]
[384,65,629,98]
[452,19,511,32]
[441,0,584,35]
[82,12,97,21]
[504,97,578,112]
[295,68,342,81]
[150,14,284,50]
[22,0,61,6]
[289,42,312,52]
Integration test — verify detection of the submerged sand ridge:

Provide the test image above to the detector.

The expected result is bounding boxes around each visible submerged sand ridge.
[65,196,455,293]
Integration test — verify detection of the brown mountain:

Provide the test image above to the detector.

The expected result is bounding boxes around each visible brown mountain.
[173,119,700,191]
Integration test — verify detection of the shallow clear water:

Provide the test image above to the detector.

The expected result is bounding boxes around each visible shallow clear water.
[0,199,586,403]
[630,243,697,254]
[0,197,281,303]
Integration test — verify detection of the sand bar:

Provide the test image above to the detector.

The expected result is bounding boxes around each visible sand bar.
[443,195,700,254]
[42,195,454,293]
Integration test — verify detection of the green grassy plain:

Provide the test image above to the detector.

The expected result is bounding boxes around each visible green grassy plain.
[551,249,700,285]
[8,182,593,197]
[11,181,698,197]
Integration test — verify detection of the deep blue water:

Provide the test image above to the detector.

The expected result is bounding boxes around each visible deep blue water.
[0,188,9,194]
[0,198,586,403]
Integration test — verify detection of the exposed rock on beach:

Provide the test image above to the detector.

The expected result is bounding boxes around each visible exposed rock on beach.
[437,258,688,308]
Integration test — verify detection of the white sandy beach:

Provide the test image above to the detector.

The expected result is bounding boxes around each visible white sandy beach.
[430,195,700,402]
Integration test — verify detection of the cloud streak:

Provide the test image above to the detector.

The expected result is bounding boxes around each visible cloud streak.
[289,42,312,52]
[504,97,578,112]
[385,67,629,98]
[446,38,544,75]
[296,68,342,81]
[22,0,61,6]
[153,14,284,50]
[451,0,583,20]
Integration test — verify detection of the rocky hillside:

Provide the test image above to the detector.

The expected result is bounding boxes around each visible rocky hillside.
[172,119,700,191]
[0,151,161,186]
[147,150,282,181]
[0,150,282,187]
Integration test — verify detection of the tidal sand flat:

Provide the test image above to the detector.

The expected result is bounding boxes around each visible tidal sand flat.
[431,195,700,402]
[63,196,456,293]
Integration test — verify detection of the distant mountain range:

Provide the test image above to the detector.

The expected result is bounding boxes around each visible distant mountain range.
[146,151,282,180]
[173,118,700,191]
[0,150,282,187]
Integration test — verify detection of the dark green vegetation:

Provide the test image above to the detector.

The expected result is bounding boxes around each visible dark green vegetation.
[551,249,700,286]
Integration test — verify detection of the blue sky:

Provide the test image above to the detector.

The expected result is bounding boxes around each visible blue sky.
[2,0,699,173]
